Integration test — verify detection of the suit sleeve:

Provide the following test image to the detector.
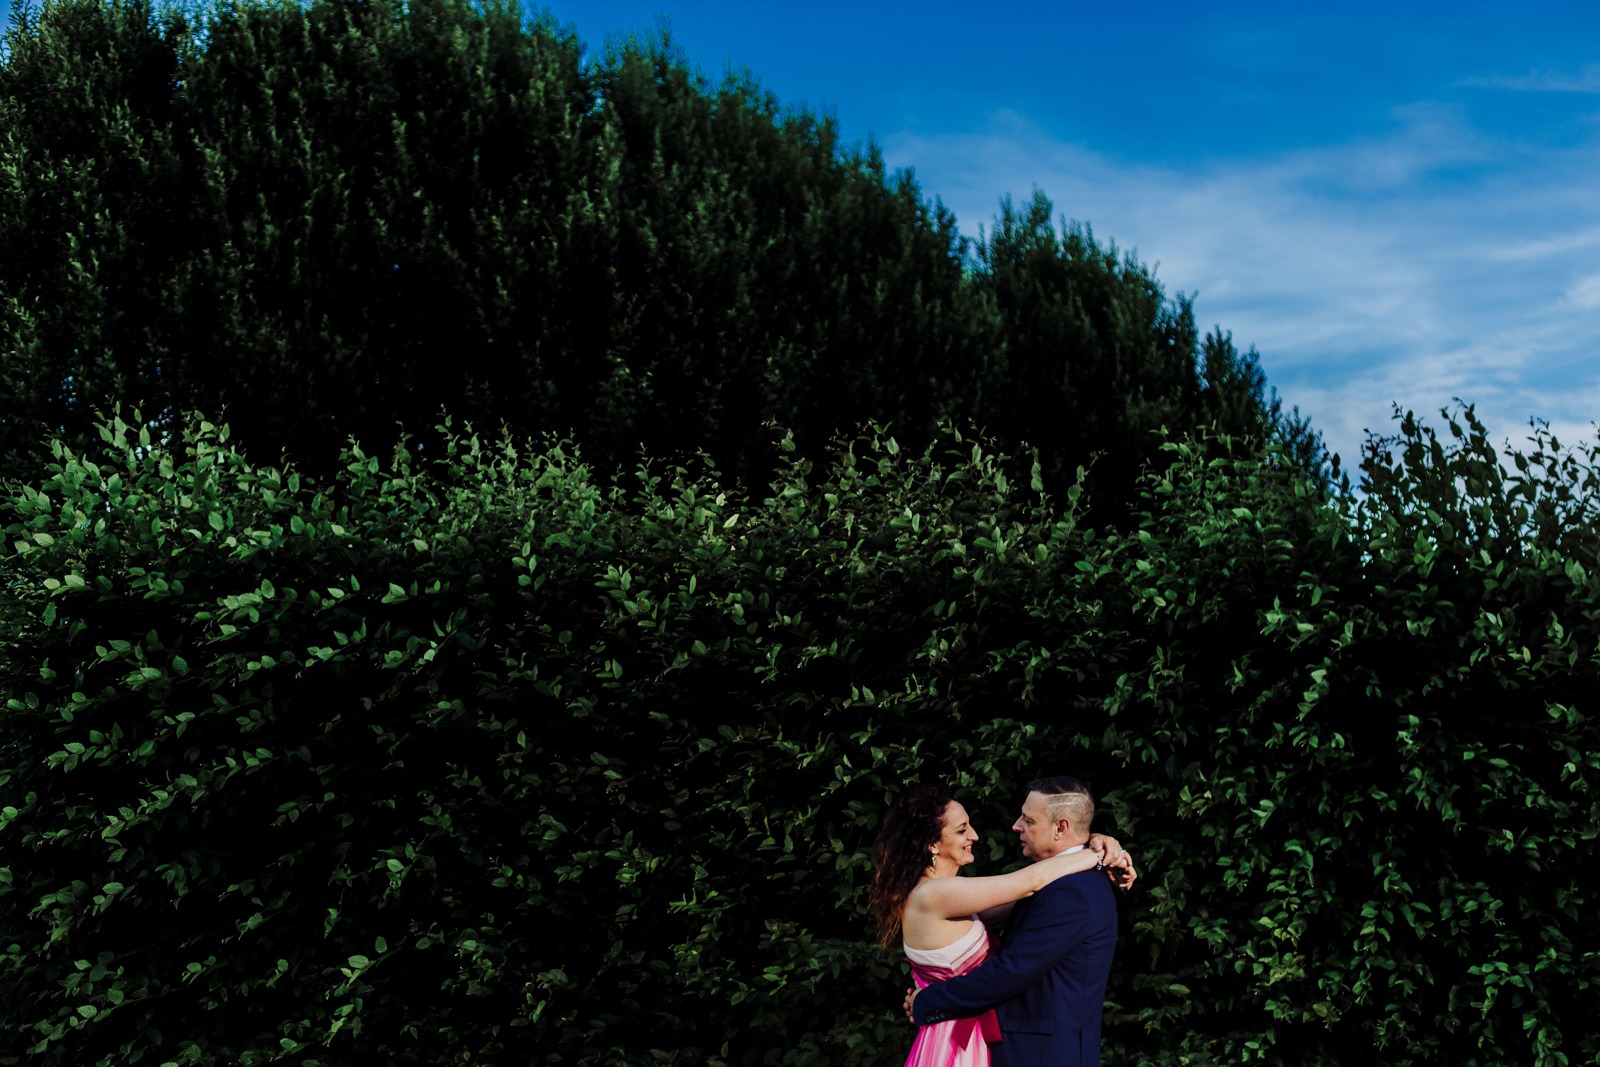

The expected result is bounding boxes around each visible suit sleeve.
[911,878,1088,1025]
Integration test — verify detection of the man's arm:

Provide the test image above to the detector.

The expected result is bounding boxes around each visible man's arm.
[910,877,1090,1025]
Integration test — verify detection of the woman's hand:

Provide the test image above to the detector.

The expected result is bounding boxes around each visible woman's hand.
[1088,833,1137,889]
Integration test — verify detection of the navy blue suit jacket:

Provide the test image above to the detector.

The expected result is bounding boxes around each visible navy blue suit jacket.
[911,867,1116,1067]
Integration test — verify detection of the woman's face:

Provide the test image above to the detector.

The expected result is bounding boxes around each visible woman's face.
[930,800,980,868]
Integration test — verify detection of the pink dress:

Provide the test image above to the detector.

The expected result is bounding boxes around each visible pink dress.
[902,918,1002,1067]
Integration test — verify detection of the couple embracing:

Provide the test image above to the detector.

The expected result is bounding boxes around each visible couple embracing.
[871,777,1135,1067]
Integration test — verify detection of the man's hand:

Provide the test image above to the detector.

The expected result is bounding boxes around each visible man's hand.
[903,985,919,1023]
[1087,832,1138,889]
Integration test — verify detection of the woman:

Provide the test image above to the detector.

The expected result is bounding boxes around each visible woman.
[870,783,1134,1067]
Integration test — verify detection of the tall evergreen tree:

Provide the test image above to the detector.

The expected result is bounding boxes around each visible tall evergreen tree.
[0,0,1322,508]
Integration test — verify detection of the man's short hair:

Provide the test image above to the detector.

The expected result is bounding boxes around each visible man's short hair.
[1028,775,1094,831]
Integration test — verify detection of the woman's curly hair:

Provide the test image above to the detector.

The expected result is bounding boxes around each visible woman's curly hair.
[869,782,958,948]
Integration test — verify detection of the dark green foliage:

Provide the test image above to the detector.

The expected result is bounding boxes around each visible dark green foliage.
[2,407,1594,1065]
[1089,408,1598,1066]
[975,193,1326,501]
[0,0,605,473]
[0,0,1316,507]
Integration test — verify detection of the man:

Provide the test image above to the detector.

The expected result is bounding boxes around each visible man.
[906,776,1122,1067]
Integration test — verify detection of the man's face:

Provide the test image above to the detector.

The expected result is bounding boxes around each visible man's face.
[1012,791,1063,860]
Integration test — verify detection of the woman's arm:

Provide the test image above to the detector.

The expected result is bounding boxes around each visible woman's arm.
[907,847,1101,921]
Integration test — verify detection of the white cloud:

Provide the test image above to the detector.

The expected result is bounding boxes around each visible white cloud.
[884,107,1600,471]
[1564,273,1600,310]
[1490,227,1600,263]
[1462,65,1600,94]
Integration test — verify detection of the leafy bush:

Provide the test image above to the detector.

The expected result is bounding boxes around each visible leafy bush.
[1087,409,1600,1066]
[2,408,1594,1065]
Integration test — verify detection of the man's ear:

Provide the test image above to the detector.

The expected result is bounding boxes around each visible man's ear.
[1054,819,1072,839]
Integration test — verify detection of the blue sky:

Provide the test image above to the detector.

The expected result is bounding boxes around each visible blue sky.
[4,0,1596,468]
[538,0,1600,470]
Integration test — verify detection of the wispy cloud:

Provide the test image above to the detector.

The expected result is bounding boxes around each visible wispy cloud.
[885,107,1600,469]
[1462,65,1600,94]
[1566,274,1600,310]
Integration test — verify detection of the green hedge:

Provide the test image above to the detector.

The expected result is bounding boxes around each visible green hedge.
[1,409,1595,1065]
